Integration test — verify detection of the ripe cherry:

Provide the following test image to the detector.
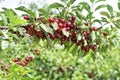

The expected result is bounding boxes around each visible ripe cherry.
[58,23,64,28]
[71,15,76,20]
[103,32,108,36]
[24,15,29,20]
[73,31,77,35]
[13,58,19,62]
[30,25,34,30]
[66,22,72,27]
[84,22,88,26]
[61,19,65,23]
[49,17,54,23]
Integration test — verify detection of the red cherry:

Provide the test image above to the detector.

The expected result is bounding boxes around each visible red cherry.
[103,32,108,36]
[84,22,88,26]
[61,19,65,23]
[30,25,34,30]
[13,58,19,62]
[73,31,77,35]
[93,27,98,31]
[92,45,97,51]
[37,17,42,20]
[58,23,64,28]
[24,61,29,65]
[17,61,23,65]
[24,15,29,20]
[25,57,30,62]
[55,19,59,23]
[28,56,33,61]
[66,22,72,27]
[71,16,76,20]
[49,17,54,23]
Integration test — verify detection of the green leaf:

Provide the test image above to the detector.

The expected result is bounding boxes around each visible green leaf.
[67,0,76,7]
[100,11,110,18]
[107,4,113,15]
[77,33,82,41]
[48,3,64,9]
[40,23,53,34]
[101,17,108,22]
[79,2,91,12]
[51,22,58,30]
[90,0,94,3]
[118,2,120,10]
[95,5,106,11]
[95,0,106,3]
[91,31,96,41]
[62,29,69,37]
[76,11,86,20]
[38,8,49,17]
[16,6,35,17]
[93,19,102,25]
[0,13,8,25]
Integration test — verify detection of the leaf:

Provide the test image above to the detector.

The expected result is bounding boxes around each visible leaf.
[67,0,76,7]
[16,6,35,17]
[93,19,102,25]
[86,12,94,20]
[90,0,94,3]
[95,5,106,11]
[107,4,113,15]
[0,13,8,25]
[79,2,91,12]
[40,23,53,34]
[100,11,110,18]
[95,0,106,3]
[91,31,96,41]
[38,8,49,17]
[101,17,108,22]
[62,29,69,37]
[76,11,86,20]
[51,22,58,30]
[48,3,64,9]
[77,33,82,41]
[118,2,120,10]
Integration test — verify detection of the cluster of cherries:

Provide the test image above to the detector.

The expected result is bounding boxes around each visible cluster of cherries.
[23,15,107,52]
[13,56,33,67]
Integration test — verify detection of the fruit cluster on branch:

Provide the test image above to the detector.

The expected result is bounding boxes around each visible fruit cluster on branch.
[23,15,107,52]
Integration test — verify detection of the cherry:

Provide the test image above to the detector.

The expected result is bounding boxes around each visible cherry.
[24,15,29,20]
[73,31,77,35]
[92,45,97,51]
[58,23,64,28]
[37,17,42,21]
[103,32,108,36]
[57,67,64,73]
[55,19,59,23]
[61,19,65,23]
[71,15,76,20]
[30,25,34,30]
[65,27,70,31]
[28,56,33,61]
[13,58,19,62]
[84,22,88,26]
[93,27,98,31]
[66,22,72,27]
[25,57,30,62]
[49,17,54,23]
[17,61,23,65]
